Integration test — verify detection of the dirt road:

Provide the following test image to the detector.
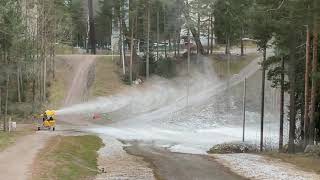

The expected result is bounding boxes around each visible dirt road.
[57,55,97,126]
[0,55,96,180]
[125,144,246,180]
[0,132,52,180]
[63,55,96,106]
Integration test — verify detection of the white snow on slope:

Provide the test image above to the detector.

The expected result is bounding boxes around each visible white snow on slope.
[213,153,320,180]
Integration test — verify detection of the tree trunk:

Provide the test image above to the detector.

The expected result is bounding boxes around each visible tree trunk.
[146,2,150,79]
[210,14,214,55]
[157,10,160,61]
[288,39,297,153]
[0,88,2,116]
[53,53,55,80]
[130,15,134,85]
[43,56,47,102]
[309,18,319,145]
[301,100,305,142]
[260,47,266,152]
[207,21,210,55]
[241,25,244,56]
[17,65,21,103]
[279,57,285,151]
[32,77,36,113]
[88,0,96,54]
[177,1,182,58]
[4,74,9,132]
[225,35,230,55]
[197,5,200,55]
[169,38,172,54]
[165,41,167,58]
[43,2,47,102]
[190,27,205,55]
[304,26,311,147]
[39,60,43,103]
[242,78,247,142]
[187,29,191,105]
[120,18,125,75]
[19,66,24,100]
[164,6,167,59]
[288,74,297,153]
[53,3,56,80]
[178,28,181,58]
[174,21,177,57]
[123,36,127,74]
[174,35,177,57]
[183,3,205,55]
[119,17,123,70]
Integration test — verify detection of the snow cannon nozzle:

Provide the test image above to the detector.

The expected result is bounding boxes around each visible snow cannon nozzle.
[44,110,57,116]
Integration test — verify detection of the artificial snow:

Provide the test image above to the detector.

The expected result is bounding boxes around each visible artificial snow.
[214,153,320,180]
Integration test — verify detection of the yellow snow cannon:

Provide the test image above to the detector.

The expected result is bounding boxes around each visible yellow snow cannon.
[37,110,56,131]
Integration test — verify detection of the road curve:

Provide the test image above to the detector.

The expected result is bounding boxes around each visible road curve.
[125,144,247,180]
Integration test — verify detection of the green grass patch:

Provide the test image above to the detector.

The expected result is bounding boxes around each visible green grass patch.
[33,135,103,180]
[55,44,74,55]
[90,56,125,97]
[0,132,19,151]
[211,53,259,79]
[0,126,34,151]
[48,77,66,109]
[48,57,72,109]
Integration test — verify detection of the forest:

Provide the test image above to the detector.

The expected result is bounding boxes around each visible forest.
[0,0,319,154]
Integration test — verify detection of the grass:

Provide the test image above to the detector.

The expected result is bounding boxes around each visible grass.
[0,125,34,151]
[48,75,66,109]
[48,56,72,109]
[211,53,259,79]
[32,135,103,180]
[0,132,21,151]
[90,56,125,97]
[263,152,320,175]
[55,44,74,55]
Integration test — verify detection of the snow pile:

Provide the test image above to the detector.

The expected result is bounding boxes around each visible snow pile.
[208,143,258,154]
[95,135,155,180]
[89,124,280,155]
[169,144,208,154]
[214,153,320,180]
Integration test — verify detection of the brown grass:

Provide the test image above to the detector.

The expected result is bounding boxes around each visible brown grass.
[48,58,73,109]
[210,53,259,79]
[90,56,126,97]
